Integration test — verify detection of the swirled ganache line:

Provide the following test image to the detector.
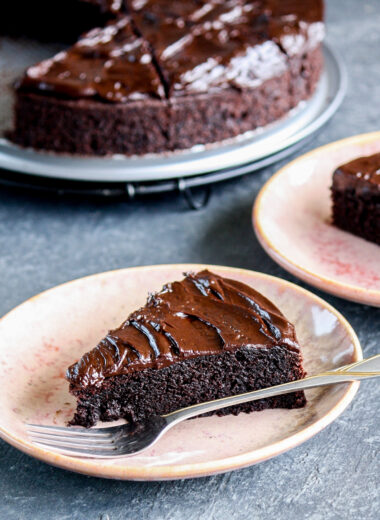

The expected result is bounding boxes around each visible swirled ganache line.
[67,270,301,389]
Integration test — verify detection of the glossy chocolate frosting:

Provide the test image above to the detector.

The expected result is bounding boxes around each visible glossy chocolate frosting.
[67,270,300,389]
[19,17,165,102]
[18,0,324,101]
[336,153,380,186]
[333,152,380,199]
[131,0,324,96]
[134,1,287,95]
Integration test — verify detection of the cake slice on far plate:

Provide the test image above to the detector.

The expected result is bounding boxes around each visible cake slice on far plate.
[332,153,380,245]
[67,270,306,427]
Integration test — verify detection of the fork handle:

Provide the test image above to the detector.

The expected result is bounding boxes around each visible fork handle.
[166,354,380,425]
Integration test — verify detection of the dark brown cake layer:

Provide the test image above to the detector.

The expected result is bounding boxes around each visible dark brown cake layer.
[70,345,306,427]
[9,0,325,156]
[67,270,306,427]
[11,92,170,156]
[332,153,380,245]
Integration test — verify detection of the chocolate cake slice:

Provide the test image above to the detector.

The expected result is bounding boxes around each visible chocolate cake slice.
[67,270,306,427]
[331,153,380,245]
[9,0,325,156]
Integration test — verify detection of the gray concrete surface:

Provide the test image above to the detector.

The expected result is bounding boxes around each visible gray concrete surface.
[1,1,379,518]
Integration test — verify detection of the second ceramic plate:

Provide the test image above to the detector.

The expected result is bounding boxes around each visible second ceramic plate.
[0,265,361,480]
[253,132,380,307]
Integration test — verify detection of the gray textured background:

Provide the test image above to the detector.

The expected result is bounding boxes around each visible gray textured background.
[1,1,379,518]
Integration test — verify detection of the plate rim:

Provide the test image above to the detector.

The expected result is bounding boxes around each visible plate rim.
[253,131,380,307]
[0,43,346,183]
[0,264,362,480]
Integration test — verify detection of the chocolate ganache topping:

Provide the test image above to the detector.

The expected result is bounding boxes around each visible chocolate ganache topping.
[334,153,380,188]
[19,17,165,102]
[18,0,324,101]
[67,270,299,389]
[130,0,324,96]
[333,152,380,200]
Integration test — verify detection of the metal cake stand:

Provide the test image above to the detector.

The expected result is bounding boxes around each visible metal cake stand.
[0,43,346,209]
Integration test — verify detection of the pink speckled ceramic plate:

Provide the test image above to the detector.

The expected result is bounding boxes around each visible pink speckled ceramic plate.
[0,265,361,480]
[253,132,380,307]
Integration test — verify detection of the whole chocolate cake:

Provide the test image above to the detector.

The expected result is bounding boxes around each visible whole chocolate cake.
[67,270,306,427]
[332,153,380,245]
[8,0,325,156]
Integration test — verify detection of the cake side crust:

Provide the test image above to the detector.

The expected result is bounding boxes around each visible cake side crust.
[168,45,322,153]
[69,345,307,427]
[9,93,171,156]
